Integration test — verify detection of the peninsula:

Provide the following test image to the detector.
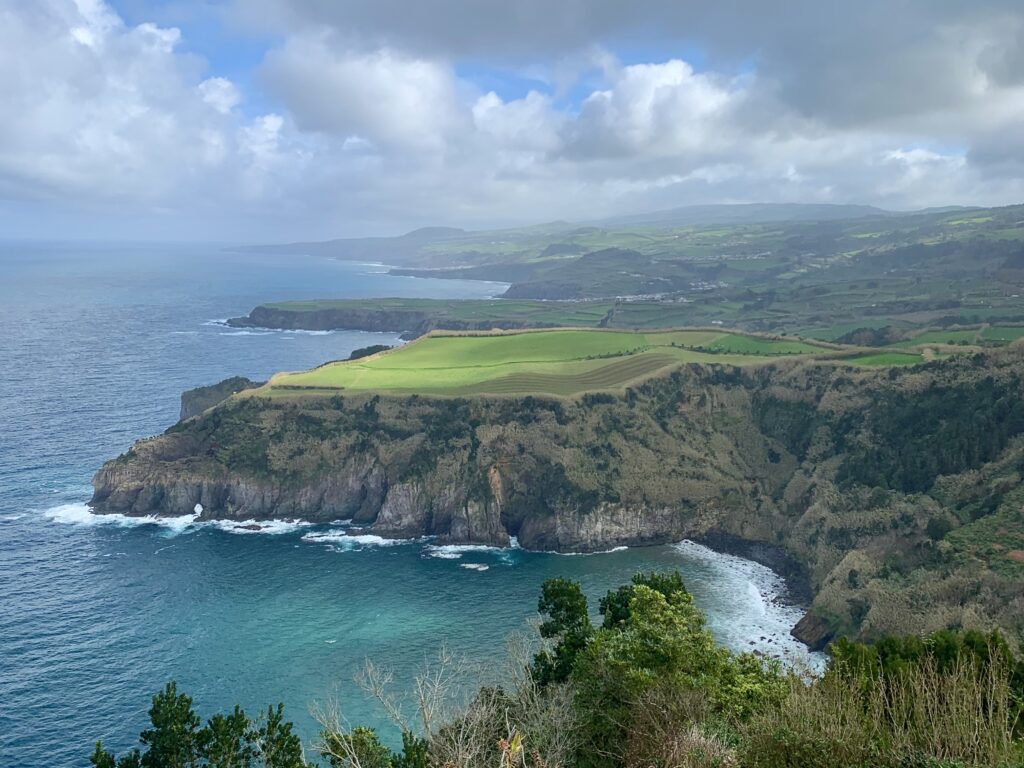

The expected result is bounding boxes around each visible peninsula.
[91,328,1024,650]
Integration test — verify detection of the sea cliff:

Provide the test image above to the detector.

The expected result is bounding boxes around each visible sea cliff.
[92,349,1024,648]
[227,304,565,338]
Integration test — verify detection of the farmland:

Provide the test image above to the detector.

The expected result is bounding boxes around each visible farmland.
[263,328,836,397]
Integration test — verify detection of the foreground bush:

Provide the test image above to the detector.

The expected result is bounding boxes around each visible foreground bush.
[92,572,1024,768]
[742,656,1021,767]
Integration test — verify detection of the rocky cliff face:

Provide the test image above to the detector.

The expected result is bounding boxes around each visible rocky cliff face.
[91,349,1024,647]
[227,305,564,338]
[180,376,263,421]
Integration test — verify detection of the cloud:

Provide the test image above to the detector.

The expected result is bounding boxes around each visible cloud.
[1,0,1023,239]
[0,0,319,236]
[260,35,465,151]
[198,77,241,114]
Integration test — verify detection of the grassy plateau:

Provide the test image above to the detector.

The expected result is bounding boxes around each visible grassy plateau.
[263,328,840,397]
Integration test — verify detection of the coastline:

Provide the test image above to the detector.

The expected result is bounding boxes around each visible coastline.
[67,501,818,650]
[691,531,813,606]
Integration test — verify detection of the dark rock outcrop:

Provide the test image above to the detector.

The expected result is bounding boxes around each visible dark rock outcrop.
[180,376,263,421]
[227,305,559,338]
[791,611,836,651]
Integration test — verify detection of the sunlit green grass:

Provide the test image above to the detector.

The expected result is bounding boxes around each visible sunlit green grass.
[890,329,980,347]
[981,326,1024,344]
[264,328,828,396]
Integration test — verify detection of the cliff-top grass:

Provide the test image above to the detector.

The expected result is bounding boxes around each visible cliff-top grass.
[262,328,835,397]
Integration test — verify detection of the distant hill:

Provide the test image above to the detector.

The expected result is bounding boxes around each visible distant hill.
[227,202,1003,270]
[230,226,469,265]
[595,202,893,227]
[229,204,904,264]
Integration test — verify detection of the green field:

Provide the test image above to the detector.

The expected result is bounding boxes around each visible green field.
[696,333,824,355]
[263,328,830,396]
[890,329,981,347]
[981,325,1024,344]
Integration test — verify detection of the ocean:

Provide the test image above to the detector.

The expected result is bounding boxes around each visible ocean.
[0,242,820,766]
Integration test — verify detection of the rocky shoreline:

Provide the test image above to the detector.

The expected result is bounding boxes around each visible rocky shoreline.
[226,304,559,339]
[90,349,1024,652]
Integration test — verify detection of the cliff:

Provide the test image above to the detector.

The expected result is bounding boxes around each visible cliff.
[227,304,567,338]
[92,349,1024,647]
[180,376,263,421]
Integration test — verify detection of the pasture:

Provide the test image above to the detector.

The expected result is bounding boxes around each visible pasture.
[263,328,830,397]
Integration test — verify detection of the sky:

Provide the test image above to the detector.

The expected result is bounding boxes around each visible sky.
[1,1,1024,241]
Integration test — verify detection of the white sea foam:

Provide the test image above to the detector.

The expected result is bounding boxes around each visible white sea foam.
[301,530,422,550]
[542,545,629,556]
[43,503,199,532]
[1,514,25,522]
[672,540,825,672]
[208,518,313,535]
[44,503,312,538]
[460,563,489,571]
[423,543,506,560]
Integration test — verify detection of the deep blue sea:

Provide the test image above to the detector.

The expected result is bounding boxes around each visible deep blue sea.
[0,243,820,767]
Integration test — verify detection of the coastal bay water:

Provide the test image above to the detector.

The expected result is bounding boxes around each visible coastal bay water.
[0,243,820,766]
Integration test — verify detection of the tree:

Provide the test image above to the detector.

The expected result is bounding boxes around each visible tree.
[140,682,204,768]
[253,703,308,768]
[88,685,309,768]
[204,706,252,768]
[531,578,593,685]
[598,570,688,629]
[90,743,141,768]
[321,726,393,768]
[572,584,784,768]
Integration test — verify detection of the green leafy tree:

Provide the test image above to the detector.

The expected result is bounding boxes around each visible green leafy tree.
[321,726,393,768]
[572,584,784,768]
[252,703,308,768]
[598,570,688,629]
[140,682,204,768]
[531,578,594,685]
[90,743,142,768]
[391,732,429,768]
[89,685,308,768]
[204,706,252,768]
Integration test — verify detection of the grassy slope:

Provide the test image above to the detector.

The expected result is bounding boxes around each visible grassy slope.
[265,328,839,396]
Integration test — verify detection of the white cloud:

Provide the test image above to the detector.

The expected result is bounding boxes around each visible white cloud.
[1,0,1023,239]
[566,60,739,160]
[198,77,241,114]
[0,0,312,236]
[260,36,465,152]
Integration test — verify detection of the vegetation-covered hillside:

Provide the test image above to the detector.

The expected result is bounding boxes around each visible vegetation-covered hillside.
[229,203,1024,351]
[92,342,1024,649]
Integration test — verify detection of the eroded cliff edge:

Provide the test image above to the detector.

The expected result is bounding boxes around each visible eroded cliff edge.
[92,350,1024,648]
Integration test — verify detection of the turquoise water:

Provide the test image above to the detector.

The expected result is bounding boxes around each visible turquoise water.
[0,244,819,766]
